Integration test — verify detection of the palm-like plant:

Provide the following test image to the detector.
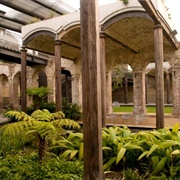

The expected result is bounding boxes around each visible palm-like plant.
[2,109,80,162]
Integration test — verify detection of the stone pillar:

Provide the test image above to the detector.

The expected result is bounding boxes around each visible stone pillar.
[8,77,14,109]
[71,74,80,105]
[21,46,27,112]
[13,80,19,108]
[172,67,180,115]
[154,24,164,129]
[47,76,55,103]
[100,32,106,127]
[0,76,3,109]
[54,38,62,111]
[124,77,128,104]
[145,75,148,104]
[166,72,171,104]
[106,70,113,114]
[133,71,147,115]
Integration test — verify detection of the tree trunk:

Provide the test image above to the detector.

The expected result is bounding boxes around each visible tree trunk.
[38,134,46,163]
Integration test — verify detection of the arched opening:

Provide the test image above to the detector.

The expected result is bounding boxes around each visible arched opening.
[112,64,133,104]
[145,62,172,104]
[38,71,47,87]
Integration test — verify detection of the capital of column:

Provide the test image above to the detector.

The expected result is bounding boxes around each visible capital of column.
[100,31,106,38]
[54,39,62,45]
[21,46,27,52]
[154,24,163,30]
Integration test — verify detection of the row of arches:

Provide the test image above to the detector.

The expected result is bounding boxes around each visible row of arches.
[20,1,178,127]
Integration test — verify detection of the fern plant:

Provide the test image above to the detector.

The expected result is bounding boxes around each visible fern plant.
[3,109,80,162]
[27,86,53,110]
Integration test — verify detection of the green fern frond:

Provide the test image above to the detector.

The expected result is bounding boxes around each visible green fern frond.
[6,111,33,121]
[31,109,53,121]
[27,121,59,141]
[0,121,33,136]
[52,111,65,119]
[52,119,80,130]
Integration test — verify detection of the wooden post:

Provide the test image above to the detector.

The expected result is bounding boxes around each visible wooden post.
[21,46,27,112]
[154,24,164,129]
[80,0,104,179]
[54,38,62,111]
[100,32,106,127]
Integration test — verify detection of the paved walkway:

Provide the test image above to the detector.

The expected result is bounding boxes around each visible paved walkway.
[106,113,180,128]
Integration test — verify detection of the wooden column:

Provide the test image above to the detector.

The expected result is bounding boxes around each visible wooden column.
[80,0,104,179]
[21,46,27,112]
[100,32,106,127]
[154,24,164,129]
[166,72,171,104]
[54,39,62,111]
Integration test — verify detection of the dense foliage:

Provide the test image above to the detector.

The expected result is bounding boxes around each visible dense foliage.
[0,152,83,180]
[1,110,180,179]
[27,86,53,110]
[62,98,82,121]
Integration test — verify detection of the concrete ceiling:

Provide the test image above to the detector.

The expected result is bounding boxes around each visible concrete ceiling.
[25,15,175,65]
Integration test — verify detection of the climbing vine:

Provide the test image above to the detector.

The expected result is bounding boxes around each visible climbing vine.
[120,0,129,5]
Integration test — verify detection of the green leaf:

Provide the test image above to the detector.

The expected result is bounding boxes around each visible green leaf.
[172,123,179,134]
[70,150,78,159]
[171,150,180,155]
[138,151,149,160]
[116,147,126,164]
[103,157,116,170]
[151,156,159,170]
[147,144,159,157]
[123,143,143,150]
[102,147,112,151]
[60,150,71,159]
[151,157,167,175]
[160,140,180,149]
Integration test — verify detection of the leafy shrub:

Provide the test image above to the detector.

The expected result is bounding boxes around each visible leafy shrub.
[27,102,56,115]
[102,124,180,178]
[26,98,81,121]
[0,152,83,180]
[62,98,82,120]
[27,86,53,110]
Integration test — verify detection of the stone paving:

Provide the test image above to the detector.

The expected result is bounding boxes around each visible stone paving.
[106,113,180,129]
